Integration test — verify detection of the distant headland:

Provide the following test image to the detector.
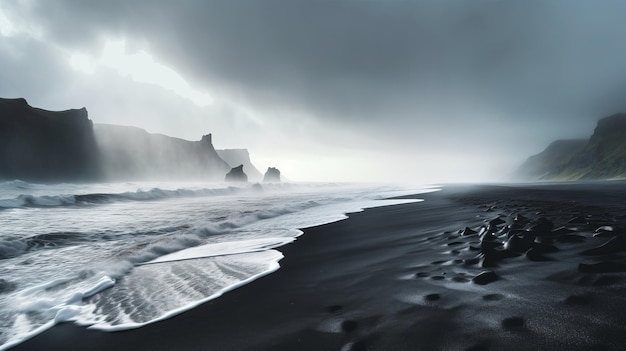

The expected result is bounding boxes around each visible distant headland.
[0,97,276,182]
[517,113,626,181]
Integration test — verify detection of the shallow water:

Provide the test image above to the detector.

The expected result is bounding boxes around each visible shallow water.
[0,180,431,350]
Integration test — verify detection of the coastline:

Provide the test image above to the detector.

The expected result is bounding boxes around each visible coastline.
[12,183,626,350]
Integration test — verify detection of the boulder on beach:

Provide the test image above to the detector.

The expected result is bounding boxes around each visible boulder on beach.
[225,164,248,182]
[263,167,281,182]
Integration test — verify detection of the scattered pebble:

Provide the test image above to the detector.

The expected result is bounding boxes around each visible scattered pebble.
[472,271,499,285]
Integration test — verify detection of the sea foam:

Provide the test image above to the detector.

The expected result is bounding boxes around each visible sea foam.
[0,181,434,350]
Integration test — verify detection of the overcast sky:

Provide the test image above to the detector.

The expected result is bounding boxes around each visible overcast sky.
[2,0,626,182]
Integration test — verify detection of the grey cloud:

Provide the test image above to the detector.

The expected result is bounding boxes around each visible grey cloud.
[23,1,626,125]
[4,0,626,180]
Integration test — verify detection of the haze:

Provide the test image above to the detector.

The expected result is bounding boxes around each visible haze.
[2,1,626,183]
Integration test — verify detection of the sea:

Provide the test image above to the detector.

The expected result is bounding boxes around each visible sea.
[0,180,433,350]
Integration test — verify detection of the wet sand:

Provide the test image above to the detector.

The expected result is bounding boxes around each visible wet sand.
[12,183,626,350]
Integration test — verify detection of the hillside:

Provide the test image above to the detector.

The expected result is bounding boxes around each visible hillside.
[518,113,626,180]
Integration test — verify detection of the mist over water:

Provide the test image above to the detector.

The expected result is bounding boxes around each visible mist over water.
[0,180,431,350]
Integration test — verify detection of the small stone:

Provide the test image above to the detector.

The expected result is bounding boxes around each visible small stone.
[472,271,499,285]
[461,227,478,236]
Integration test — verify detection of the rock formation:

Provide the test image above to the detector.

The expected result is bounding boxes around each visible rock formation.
[225,164,248,182]
[0,97,233,182]
[263,167,281,182]
[216,149,263,181]
[95,125,230,181]
[517,113,626,180]
[0,98,100,181]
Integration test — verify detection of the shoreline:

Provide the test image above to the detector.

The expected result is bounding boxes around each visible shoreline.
[12,183,626,350]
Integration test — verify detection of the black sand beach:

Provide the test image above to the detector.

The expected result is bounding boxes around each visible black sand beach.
[13,183,626,350]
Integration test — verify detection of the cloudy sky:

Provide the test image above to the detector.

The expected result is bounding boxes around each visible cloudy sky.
[2,0,626,182]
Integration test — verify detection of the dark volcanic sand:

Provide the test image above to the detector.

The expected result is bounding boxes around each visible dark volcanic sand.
[12,183,626,350]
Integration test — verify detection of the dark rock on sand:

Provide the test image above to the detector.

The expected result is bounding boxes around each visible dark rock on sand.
[528,217,554,233]
[341,320,359,333]
[488,217,505,226]
[225,165,248,182]
[464,257,480,266]
[461,227,478,236]
[502,317,525,330]
[425,293,441,301]
[580,236,626,256]
[504,235,532,253]
[514,214,529,223]
[480,240,503,250]
[578,261,626,273]
[472,271,499,285]
[263,167,281,182]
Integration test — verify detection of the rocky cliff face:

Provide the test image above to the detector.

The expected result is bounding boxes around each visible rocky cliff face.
[518,113,626,180]
[216,149,263,181]
[94,125,231,181]
[225,164,248,182]
[0,98,100,181]
[0,97,262,182]
[263,167,281,182]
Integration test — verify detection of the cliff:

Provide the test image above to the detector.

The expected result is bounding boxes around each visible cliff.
[518,113,626,180]
[216,149,263,181]
[94,125,231,181]
[0,98,100,181]
[0,97,258,182]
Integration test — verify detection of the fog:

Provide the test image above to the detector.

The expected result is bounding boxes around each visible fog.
[2,1,626,182]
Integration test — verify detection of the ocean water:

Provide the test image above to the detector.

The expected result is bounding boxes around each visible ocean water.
[0,180,433,349]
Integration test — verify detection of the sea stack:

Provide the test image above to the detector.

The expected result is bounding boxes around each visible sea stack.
[225,164,248,182]
[216,149,263,181]
[263,167,281,182]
